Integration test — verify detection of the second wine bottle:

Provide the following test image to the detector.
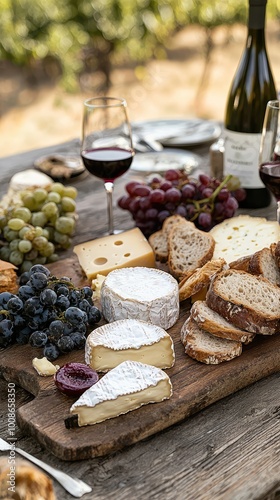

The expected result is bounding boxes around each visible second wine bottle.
[223,0,277,209]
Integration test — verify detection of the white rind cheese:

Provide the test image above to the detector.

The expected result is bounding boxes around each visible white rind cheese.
[210,215,280,263]
[85,319,175,372]
[32,357,60,376]
[100,267,179,329]
[70,360,173,426]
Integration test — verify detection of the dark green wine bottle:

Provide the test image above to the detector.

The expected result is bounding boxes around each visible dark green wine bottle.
[224,0,277,209]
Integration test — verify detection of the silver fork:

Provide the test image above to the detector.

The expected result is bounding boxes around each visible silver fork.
[0,437,92,498]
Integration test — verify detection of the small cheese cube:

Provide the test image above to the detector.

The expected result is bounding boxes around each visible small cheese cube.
[74,228,156,280]
[32,357,59,376]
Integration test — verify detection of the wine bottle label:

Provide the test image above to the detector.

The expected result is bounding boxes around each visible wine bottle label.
[224,130,263,188]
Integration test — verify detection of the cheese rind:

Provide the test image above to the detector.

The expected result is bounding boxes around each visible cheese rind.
[85,319,175,371]
[74,228,156,280]
[210,215,280,263]
[70,360,172,426]
[100,267,179,329]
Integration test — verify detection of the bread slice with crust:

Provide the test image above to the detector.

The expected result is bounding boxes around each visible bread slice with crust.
[180,316,242,364]
[168,224,215,280]
[179,258,226,301]
[148,230,168,263]
[206,269,280,335]
[148,215,194,263]
[190,300,255,344]
[248,247,280,285]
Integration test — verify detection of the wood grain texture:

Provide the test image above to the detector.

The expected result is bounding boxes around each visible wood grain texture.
[1,257,280,461]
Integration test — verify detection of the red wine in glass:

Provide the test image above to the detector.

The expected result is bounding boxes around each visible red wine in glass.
[81,147,134,182]
[259,154,280,201]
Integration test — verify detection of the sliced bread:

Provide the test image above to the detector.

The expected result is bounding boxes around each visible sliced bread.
[190,300,255,344]
[206,269,280,335]
[179,258,226,301]
[148,229,168,263]
[168,224,215,280]
[229,254,252,272]
[248,247,280,285]
[148,215,194,262]
[180,316,242,364]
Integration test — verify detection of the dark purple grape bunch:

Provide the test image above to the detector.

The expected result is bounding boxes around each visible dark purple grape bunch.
[118,169,246,236]
[0,264,101,360]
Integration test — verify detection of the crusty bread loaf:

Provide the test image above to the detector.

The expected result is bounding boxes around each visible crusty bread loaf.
[168,224,215,280]
[248,247,280,285]
[179,258,226,301]
[148,229,168,262]
[180,316,242,364]
[206,269,280,334]
[0,259,18,293]
[210,215,280,263]
[190,300,255,344]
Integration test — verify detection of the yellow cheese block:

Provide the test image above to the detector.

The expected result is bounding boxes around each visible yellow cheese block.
[74,227,156,280]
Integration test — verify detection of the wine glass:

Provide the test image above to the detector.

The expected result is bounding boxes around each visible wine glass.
[81,97,134,235]
[259,99,280,223]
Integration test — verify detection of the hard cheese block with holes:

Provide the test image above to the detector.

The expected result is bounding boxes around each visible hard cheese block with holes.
[73,227,156,279]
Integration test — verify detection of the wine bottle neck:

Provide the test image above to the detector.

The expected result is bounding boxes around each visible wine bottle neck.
[248,3,266,30]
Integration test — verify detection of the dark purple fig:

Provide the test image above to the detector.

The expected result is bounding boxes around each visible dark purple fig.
[54,362,98,397]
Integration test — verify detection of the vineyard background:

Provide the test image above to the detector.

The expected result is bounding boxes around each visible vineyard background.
[1,1,280,158]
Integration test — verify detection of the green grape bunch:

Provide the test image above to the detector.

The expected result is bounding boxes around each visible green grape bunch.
[0,182,78,273]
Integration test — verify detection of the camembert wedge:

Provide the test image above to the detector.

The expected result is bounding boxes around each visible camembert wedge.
[85,319,175,372]
[70,360,173,427]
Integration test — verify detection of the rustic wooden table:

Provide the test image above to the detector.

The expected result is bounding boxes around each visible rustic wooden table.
[0,139,279,500]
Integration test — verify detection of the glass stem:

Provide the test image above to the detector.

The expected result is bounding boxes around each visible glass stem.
[104,181,114,234]
[277,201,280,225]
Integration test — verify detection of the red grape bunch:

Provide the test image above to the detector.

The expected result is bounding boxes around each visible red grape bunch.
[118,169,246,237]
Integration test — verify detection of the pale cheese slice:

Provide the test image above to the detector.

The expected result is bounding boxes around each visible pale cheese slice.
[85,319,175,372]
[32,357,60,376]
[100,267,179,330]
[73,227,155,280]
[70,360,172,426]
[210,215,280,264]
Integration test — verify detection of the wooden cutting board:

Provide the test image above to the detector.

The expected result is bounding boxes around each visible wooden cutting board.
[1,255,280,461]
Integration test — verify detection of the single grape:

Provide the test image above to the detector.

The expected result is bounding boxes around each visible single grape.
[0,247,11,261]
[61,197,76,212]
[32,256,47,265]
[8,218,26,231]
[128,198,140,213]
[9,250,24,266]
[125,181,140,196]
[233,188,246,202]
[164,169,181,181]
[13,314,26,328]
[62,186,78,199]
[22,194,36,211]
[43,343,60,361]
[18,285,34,301]
[40,288,57,306]
[29,272,48,291]
[158,210,170,223]
[0,292,16,309]
[39,241,55,258]
[198,212,212,229]
[9,239,20,251]
[216,188,230,202]
[70,332,86,349]
[33,188,48,203]
[25,248,38,261]
[82,286,93,300]
[47,191,61,204]
[50,182,64,195]
[199,174,212,185]
[3,228,19,242]
[159,180,173,192]
[29,330,48,348]
[32,236,49,252]
[88,305,102,325]
[34,227,44,238]
[57,336,75,353]
[12,207,32,223]
[164,188,181,203]
[7,296,23,313]
[31,212,48,228]
[56,295,70,311]
[139,197,151,211]
[29,264,51,277]
[201,187,214,199]
[175,205,187,217]
[18,239,32,253]
[78,299,91,314]
[132,185,151,197]
[149,189,165,204]
[55,217,75,235]
[145,208,158,220]
[42,202,59,219]
[65,306,87,326]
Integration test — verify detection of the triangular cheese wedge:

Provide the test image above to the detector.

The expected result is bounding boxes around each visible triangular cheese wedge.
[70,360,172,426]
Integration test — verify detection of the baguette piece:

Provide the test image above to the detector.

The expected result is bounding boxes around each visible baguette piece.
[179,258,226,301]
[206,269,280,335]
[190,300,255,344]
[168,224,215,280]
[181,316,242,364]
[248,247,280,285]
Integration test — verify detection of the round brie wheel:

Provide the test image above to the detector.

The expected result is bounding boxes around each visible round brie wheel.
[100,267,179,329]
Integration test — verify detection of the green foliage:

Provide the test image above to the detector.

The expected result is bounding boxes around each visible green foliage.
[0,0,279,91]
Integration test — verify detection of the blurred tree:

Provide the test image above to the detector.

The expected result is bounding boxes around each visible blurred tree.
[0,0,278,92]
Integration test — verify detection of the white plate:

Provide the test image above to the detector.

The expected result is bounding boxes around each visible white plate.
[130,149,201,174]
[132,119,221,147]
